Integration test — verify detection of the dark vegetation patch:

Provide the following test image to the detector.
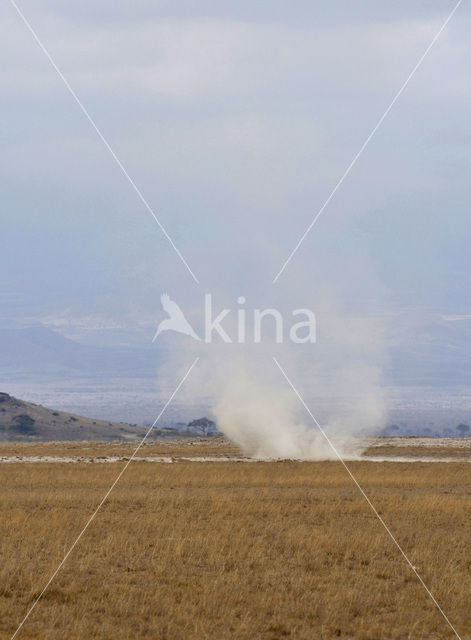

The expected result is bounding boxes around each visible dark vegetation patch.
[12,414,37,435]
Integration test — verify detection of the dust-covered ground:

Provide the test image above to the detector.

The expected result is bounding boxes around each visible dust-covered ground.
[1,436,471,463]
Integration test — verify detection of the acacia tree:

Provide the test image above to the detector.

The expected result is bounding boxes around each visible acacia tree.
[188,417,216,436]
[456,424,470,437]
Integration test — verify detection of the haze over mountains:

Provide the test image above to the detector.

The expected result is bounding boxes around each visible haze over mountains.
[2,313,471,384]
[0,325,157,377]
[387,313,471,387]
[1,315,471,435]
[0,323,206,426]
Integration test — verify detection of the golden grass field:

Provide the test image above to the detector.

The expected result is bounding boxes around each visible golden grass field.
[1,440,470,639]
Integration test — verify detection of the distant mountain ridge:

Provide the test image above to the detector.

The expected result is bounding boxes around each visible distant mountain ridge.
[3,315,471,386]
[0,326,157,377]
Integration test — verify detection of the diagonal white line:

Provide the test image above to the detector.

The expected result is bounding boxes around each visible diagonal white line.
[10,0,199,285]
[272,356,463,640]
[10,357,199,640]
[272,0,463,284]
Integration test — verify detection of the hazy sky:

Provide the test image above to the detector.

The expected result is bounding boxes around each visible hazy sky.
[2,1,470,339]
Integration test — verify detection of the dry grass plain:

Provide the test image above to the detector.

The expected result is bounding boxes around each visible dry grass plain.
[1,442,470,639]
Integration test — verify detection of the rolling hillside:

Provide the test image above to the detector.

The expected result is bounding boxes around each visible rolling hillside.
[0,391,147,441]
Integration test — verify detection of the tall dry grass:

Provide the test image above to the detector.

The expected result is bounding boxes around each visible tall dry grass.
[0,457,470,639]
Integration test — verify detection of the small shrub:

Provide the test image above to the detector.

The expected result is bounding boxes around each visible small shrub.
[13,414,37,435]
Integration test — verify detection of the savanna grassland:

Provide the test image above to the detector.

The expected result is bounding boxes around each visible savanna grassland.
[0,445,470,639]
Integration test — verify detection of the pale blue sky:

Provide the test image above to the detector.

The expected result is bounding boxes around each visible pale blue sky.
[2,0,470,339]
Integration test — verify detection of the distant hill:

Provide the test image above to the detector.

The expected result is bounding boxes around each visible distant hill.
[0,391,148,441]
[0,326,157,377]
[0,392,220,442]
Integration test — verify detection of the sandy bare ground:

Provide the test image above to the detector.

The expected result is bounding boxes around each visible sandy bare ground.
[1,437,471,463]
